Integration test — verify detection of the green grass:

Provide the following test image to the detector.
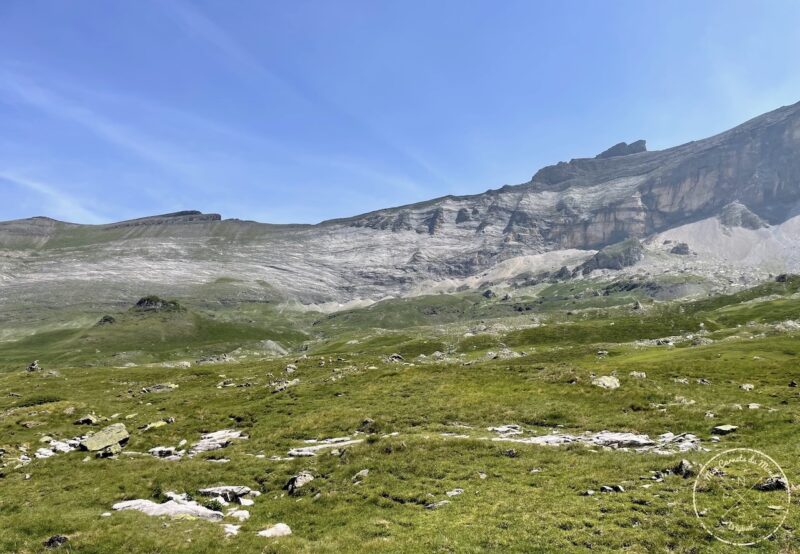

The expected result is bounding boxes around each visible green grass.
[1,280,800,551]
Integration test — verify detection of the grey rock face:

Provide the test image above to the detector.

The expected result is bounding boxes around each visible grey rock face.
[596,140,647,159]
[577,239,644,275]
[718,201,768,230]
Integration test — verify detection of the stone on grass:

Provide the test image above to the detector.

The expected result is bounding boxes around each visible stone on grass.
[284,471,314,495]
[446,488,464,497]
[188,429,245,457]
[74,414,99,425]
[629,371,647,379]
[673,459,694,478]
[223,524,241,536]
[740,383,754,391]
[80,423,129,452]
[113,497,223,521]
[227,509,250,522]
[142,383,178,394]
[198,486,252,503]
[712,424,738,435]
[43,535,68,549]
[258,523,292,538]
[352,469,369,482]
[425,500,450,510]
[592,376,620,390]
[755,476,788,491]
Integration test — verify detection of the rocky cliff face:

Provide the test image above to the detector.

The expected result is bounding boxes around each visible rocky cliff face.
[2,101,800,312]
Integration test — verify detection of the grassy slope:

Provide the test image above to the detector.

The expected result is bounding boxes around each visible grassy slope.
[0,280,799,552]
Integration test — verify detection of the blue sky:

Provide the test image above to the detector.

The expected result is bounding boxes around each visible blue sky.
[2,1,800,224]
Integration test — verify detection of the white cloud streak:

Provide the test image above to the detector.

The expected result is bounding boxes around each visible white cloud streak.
[0,172,106,223]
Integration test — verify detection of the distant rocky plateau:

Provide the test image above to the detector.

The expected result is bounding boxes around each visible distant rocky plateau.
[3,101,800,318]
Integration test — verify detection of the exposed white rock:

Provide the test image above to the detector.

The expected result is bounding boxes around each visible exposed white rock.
[287,437,363,457]
[113,497,223,521]
[198,486,252,502]
[223,524,241,536]
[258,523,292,538]
[188,429,246,457]
[487,424,522,436]
[492,429,703,454]
[591,376,620,389]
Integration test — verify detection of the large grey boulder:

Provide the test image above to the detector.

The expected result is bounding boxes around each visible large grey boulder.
[80,423,129,451]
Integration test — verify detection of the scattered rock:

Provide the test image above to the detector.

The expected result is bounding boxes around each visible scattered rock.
[712,424,738,435]
[425,500,450,510]
[272,378,299,393]
[227,510,250,522]
[482,289,496,299]
[673,459,694,478]
[196,354,232,365]
[629,371,647,379]
[142,383,178,394]
[96,315,116,326]
[132,296,182,312]
[754,476,789,491]
[740,383,754,391]
[43,535,68,549]
[446,488,464,497]
[600,485,625,493]
[26,360,42,372]
[284,471,314,495]
[74,414,99,425]
[591,376,620,390]
[223,524,241,537]
[148,446,184,460]
[352,469,369,482]
[287,437,362,457]
[790,380,798,388]
[502,448,518,458]
[113,496,223,521]
[198,486,252,503]
[140,418,174,431]
[258,523,292,538]
[386,353,404,363]
[188,429,246,457]
[488,424,522,436]
[80,423,129,452]
[582,490,595,496]
[670,242,691,255]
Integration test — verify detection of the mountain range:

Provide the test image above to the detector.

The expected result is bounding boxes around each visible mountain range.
[3,100,800,327]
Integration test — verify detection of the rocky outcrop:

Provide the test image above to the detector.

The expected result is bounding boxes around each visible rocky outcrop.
[132,296,182,312]
[596,140,647,159]
[718,201,767,230]
[577,239,644,275]
[80,423,129,451]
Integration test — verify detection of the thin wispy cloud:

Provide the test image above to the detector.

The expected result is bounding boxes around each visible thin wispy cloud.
[0,69,205,179]
[0,172,106,223]
[159,0,451,190]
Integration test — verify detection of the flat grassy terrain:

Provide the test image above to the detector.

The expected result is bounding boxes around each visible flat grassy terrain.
[1,280,799,552]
